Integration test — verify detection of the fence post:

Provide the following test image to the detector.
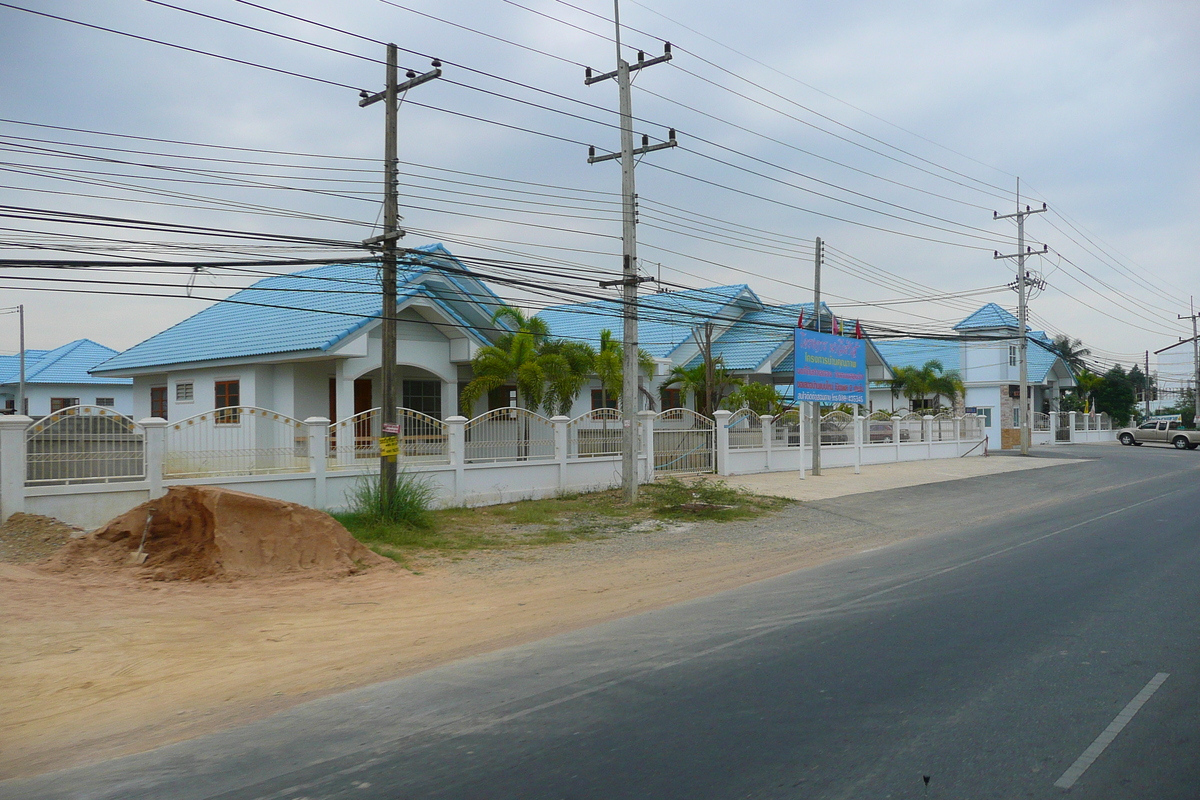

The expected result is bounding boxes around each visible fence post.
[552,415,569,493]
[924,415,934,459]
[446,415,467,506]
[760,414,774,472]
[891,415,902,463]
[304,417,329,509]
[853,413,863,474]
[1049,411,1058,446]
[139,417,168,500]
[1068,411,1077,444]
[637,410,656,484]
[713,409,732,476]
[0,415,30,521]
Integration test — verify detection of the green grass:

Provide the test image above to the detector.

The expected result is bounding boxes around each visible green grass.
[334,478,791,568]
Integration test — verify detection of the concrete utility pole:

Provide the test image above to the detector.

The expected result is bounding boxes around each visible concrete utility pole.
[1145,350,1152,419]
[993,180,1047,456]
[1180,299,1199,423]
[586,1,676,503]
[17,304,24,416]
[360,45,440,501]
[811,236,823,476]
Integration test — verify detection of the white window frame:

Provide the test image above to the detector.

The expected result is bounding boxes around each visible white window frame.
[1009,345,1017,367]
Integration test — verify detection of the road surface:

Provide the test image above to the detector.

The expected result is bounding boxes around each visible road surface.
[5,443,1198,799]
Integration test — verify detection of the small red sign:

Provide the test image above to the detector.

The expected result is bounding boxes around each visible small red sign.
[382,423,400,434]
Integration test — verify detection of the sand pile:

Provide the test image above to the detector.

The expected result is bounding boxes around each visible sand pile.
[0,513,85,563]
[45,486,386,580]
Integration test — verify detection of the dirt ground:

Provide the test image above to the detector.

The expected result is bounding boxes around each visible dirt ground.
[0,456,1080,780]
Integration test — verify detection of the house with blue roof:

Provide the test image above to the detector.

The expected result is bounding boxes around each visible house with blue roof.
[868,302,1076,448]
[537,285,892,415]
[91,245,505,423]
[0,339,133,417]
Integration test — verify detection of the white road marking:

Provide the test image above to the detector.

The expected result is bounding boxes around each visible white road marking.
[1054,672,1170,790]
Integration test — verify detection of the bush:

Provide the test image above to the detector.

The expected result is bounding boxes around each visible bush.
[643,477,746,511]
[346,470,435,529]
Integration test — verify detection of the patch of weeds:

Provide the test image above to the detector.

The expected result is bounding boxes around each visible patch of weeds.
[642,477,791,521]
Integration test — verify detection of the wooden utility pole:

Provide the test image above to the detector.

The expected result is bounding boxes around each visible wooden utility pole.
[993,180,1048,455]
[811,236,823,476]
[359,45,440,502]
[586,2,676,502]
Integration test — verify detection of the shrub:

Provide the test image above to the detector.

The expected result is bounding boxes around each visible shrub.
[346,470,435,529]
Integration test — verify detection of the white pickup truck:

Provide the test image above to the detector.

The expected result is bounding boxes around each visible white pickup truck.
[1117,420,1200,450]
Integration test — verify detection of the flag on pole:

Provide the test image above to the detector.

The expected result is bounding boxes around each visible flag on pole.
[854,319,864,339]
[831,315,841,336]
[796,309,805,329]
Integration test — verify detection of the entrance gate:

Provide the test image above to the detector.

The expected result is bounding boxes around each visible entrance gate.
[653,408,714,475]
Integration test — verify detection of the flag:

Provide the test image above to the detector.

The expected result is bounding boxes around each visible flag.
[854,320,863,339]
[831,315,840,336]
[796,309,804,329]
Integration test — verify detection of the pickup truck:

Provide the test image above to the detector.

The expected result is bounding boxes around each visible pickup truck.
[1117,420,1200,450]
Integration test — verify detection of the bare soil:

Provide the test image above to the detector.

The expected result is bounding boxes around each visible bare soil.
[0,514,83,564]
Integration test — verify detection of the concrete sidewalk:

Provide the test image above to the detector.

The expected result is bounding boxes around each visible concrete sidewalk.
[704,451,1086,502]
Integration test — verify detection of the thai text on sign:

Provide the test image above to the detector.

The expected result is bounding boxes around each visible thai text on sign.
[793,328,867,404]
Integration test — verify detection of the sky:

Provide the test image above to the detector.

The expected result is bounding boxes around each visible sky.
[0,0,1197,391]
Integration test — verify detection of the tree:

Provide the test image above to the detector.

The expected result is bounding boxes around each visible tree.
[1049,335,1092,373]
[660,360,741,417]
[926,365,966,412]
[1092,365,1138,425]
[721,382,787,416]
[886,359,961,411]
[593,329,655,410]
[1071,368,1105,413]
[459,306,594,416]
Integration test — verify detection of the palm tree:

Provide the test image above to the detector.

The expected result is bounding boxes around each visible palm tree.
[459,306,593,415]
[593,329,656,409]
[1050,335,1092,373]
[927,366,966,412]
[1073,368,1105,413]
[660,359,742,416]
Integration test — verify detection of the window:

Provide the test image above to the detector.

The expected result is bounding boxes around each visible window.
[1009,345,1017,367]
[95,397,115,407]
[176,382,194,402]
[215,380,240,424]
[402,380,442,419]
[975,407,993,427]
[661,388,682,411]
[150,387,167,420]
[1013,406,1020,427]
[1138,422,1157,430]
[591,389,617,410]
[50,397,79,413]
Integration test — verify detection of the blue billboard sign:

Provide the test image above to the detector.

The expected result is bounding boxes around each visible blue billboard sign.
[793,328,867,404]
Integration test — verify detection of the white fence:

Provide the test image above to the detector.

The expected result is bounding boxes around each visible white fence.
[0,404,1111,529]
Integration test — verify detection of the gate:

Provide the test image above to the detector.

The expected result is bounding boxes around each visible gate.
[653,408,714,475]
[25,405,144,485]
[1055,412,1071,442]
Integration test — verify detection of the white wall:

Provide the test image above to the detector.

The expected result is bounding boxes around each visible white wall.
[6,383,134,418]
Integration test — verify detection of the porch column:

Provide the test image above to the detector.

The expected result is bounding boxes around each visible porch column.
[140,417,168,500]
[713,409,732,476]
[446,415,467,506]
[0,415,30,521]
[305,417,329,509]
[638,410,656,483]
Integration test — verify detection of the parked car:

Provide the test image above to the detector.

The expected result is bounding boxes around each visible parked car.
[1117,420,1200,450]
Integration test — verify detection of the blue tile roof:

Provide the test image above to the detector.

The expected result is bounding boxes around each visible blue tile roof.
[0,340,130,385]
[872,338,962,374]
[538,285,759,358]
[94,244,492,373]
[953,302,1021,331]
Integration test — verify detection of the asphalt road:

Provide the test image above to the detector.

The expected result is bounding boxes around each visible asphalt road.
[6,443,1200,800]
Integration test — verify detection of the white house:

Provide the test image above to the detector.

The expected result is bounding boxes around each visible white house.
[868,303,1076,448]
[0,339,133,417]
[91,245,505,424]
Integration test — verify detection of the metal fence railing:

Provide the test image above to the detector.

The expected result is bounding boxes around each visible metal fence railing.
[725,408,763,449]
[567,408,622,458]
[654,408,714,474]
[464,407,554,463]
[164,407,307,478]
[897,412,926,443]
[1033,412,1050,432]
[819,410,854,446]
[25,405,145,485]
[930,413,957,442]
[772,409,804,447]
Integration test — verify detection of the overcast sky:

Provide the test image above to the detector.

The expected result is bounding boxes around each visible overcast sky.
[1,0,1197,386]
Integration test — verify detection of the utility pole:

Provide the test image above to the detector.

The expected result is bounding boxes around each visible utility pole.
[586,1,676,503]
[811,236,823,476]
[1145,350,1152,419]
[359,45,440,502]
[17,304,24,416]
[993,180,1047,456]
[1180,298,1199,423]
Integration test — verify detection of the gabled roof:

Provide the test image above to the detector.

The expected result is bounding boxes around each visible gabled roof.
[953,302,1021,331]
[94,244,495,374]
[0,340,130,385]
[537,284,760,359]
[690,303,809,371]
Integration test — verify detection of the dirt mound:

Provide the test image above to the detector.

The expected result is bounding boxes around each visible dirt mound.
[44,486,386,580]
[0,513,85,563]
